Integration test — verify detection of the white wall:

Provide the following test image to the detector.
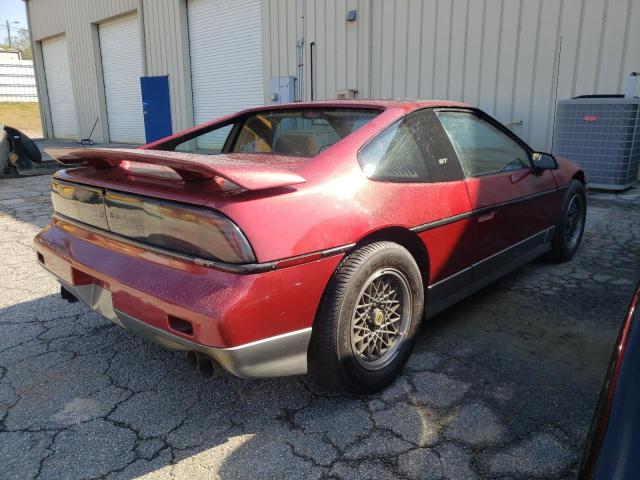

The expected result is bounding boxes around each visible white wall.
[0,51,22,61]
[26,0,192,142]
[0,60,38,102]
[26,0,640,151]
[265,0,640,151]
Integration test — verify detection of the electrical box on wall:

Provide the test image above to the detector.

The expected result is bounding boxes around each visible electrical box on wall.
[336,89,358,100]
[269,76,296,104]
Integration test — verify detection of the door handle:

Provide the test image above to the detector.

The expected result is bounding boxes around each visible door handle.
[477,211,495,223]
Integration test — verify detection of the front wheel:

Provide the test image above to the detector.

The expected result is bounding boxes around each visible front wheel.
[549,179,587,261]
[308,241,424,393]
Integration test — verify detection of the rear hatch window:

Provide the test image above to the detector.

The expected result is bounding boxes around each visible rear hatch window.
[172,108,381,157]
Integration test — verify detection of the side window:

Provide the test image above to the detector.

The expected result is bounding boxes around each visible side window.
[358,109,463,183]
[358,118,425,181]
[174,124,233,154]
[436,111,530,177]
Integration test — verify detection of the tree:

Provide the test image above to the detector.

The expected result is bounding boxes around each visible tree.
[2,28,32,60]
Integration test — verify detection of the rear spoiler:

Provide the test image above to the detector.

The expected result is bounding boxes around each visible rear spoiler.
[46,148,306,191]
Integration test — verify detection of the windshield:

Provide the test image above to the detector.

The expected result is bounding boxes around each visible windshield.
[171,108,381,157]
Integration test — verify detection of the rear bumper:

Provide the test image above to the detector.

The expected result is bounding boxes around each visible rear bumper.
[59,280,311,378]
[35,219,342,378]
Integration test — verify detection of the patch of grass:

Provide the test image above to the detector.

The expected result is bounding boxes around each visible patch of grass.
[0,102,43,138]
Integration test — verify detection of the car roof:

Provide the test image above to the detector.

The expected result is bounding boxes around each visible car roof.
[241,99,470,113]
[144,99,471,150]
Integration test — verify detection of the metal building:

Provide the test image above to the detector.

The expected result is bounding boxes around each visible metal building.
[26,0,639,151]
[0,58,38,103]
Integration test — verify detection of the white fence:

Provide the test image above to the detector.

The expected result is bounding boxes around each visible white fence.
[0,60,38,102]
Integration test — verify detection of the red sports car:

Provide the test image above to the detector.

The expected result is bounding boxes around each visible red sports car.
[35,100,586,393]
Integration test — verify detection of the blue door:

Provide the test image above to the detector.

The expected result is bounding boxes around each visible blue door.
[140,76,173,143]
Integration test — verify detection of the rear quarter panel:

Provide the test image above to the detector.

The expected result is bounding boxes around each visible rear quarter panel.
[207,105,475,283]
[216,164,473,284]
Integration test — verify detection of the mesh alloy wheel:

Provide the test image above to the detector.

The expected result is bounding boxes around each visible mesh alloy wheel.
[350,268,412,370]
[308,241,424,393]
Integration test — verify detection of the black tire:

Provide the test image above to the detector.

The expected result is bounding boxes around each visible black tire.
[4,126,42,163]
[0,129,8,173]
[308,241,424,394]
[549,179,587,261]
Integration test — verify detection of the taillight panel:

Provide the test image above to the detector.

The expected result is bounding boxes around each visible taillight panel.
[50,178,256,264]
[51,179,109,229]
[104,191,255,263]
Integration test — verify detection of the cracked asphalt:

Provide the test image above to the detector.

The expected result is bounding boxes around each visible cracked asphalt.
[1,175,639,480]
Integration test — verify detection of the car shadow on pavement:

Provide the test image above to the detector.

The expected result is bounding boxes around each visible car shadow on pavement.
[0,275,626,480]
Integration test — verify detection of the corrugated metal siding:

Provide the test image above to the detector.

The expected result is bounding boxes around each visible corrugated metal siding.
[99,14,145,143]
[26,0,639,152]
[264,0,640,151]
[28,0,138,141]
[26,0,192,141]
[141,0,193,134]
[266,0,372,101]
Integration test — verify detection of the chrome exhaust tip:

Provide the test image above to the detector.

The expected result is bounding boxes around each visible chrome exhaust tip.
[185,351,198,371]
[186,351,223,378]
[193,352,222,379]
[198,355,215,378]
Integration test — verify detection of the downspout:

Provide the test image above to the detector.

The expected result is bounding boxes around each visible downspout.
[296,0,305,101]
[138,0,148,76]
[296,37,304,101]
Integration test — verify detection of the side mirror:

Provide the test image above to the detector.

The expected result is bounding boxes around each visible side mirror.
[531,152,557,171]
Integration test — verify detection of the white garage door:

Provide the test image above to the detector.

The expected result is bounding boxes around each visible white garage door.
[99,14,145,143]
[42,36,80,140]
[188,0,264,149]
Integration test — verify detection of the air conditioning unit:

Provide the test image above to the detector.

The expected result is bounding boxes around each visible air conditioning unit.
[552,96,640,190]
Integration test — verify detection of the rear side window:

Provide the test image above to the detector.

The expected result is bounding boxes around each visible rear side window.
[436,111,530,177]
[358,109,463,182]
[167,108,380,158]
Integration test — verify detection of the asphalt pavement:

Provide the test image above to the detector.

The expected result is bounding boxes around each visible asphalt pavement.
[1,175,639,479]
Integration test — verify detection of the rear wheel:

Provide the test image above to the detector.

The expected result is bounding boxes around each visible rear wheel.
[308,241,424,393]
[549,179,586,261]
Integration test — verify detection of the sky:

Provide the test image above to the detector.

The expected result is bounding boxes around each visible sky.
[1,0,29,40]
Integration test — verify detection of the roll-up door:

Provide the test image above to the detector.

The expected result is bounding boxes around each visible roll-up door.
[42,35,80,140]
[99,14,145,143]
[187,0,265,149]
